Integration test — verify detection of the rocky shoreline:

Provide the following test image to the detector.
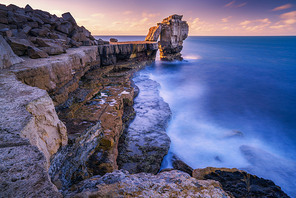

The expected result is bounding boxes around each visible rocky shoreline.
[0,3,290,197]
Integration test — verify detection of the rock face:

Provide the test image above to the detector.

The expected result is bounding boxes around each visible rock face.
[193,167,289,198]
[145,14,189,61]
[0,3,96,59]
[64,170,231,197]
[0,35,23,69]
[0,71,63,197]
[117,73,171,174]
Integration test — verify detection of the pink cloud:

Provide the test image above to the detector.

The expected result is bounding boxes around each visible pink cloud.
[272,4,292,11]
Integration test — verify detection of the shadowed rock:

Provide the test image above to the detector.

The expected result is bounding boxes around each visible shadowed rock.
[0,35,23,68]
[193,167,289,198]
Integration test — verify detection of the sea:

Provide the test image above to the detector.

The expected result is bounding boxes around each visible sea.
[97,36,296,197]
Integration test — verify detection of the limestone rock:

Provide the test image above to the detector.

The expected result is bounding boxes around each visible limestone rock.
[145,24,162,41]
[145,14,189,61]
[65,170,231,198]
[0,35,23,69]
[193,167,289,198]
[117,73,171,174]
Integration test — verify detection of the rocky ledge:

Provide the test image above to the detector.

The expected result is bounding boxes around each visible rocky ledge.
[0,4,289,198]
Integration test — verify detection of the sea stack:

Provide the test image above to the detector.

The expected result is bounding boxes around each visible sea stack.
[145,14,189,61]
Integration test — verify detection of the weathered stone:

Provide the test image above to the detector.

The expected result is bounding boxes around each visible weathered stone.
[64,170,231,198]
[146,14,189,61]
[145,24,162,41]
[193,167,289,198]
[56,21,73,34]
[62,12,77,25]
[117,73,171,174]
[24,4,33,12]
[30,27,50,37]
[171,154,194,176]
[36,38,66,55]
[0,35,23,69]
[22,25,31,34]
[27,46,49,59]
[110,38,118,42]
[7,37,33,55]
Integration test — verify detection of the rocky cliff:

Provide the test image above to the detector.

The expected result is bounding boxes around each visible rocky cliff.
[145,14,189,61]
[0,4,289,198]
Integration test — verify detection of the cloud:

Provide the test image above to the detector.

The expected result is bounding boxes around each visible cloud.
[142,12,160,18]
[272,4,292,11]
[224,1,247,8]
[239,18,271,32]
[224,0,235,7]
[280,11,296,25]
[91,13,105,18]
[123,11,132,15]
[222,16,232,23]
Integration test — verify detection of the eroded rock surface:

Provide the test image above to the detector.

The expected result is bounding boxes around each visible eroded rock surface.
[65,170,231,198]
[117,72,171,174]
[193,167,289,198]
[145,14,189,61]
[0,35,23,69]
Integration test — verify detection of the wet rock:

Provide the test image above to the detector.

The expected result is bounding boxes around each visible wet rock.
[193,167,289,198]
[171,154,194,176]
[64,170,231,197]
[117,74,171,174]
[0,35,23,69]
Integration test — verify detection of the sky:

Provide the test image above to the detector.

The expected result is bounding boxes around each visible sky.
[1,0,296,36]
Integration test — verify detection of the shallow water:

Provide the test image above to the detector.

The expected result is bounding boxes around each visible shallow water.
[98,36,296,196]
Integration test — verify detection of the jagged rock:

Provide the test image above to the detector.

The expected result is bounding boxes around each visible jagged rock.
[64,170,231,197]
[145,24,162,41]
[49,122,104,190]
[27,46,49,59]
[62,12,77,25]
[145,14,189,61]
[7,37,34,55]
[30,27,50,37]
[193,167,289,198]
[0,35,23,69]
[117,73,171,174]
[56,22,73,34]
[24,4,33,12]
[35,38,66,55]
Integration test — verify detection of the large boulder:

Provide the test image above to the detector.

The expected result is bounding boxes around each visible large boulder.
[0,35,23,69]
[7,37,34,56]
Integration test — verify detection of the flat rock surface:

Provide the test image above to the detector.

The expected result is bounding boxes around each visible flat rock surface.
[117,72,171,174]
[65,170,231,198]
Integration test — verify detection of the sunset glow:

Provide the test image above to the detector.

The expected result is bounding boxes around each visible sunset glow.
[1,0,296,36]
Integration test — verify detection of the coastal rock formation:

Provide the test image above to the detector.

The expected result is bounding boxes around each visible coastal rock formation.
[64,170,231,197]
[193,167,289,198]
[0,35,23,69]
[145,14,189,61]
[0,3,95,59]
[117,73,171,174]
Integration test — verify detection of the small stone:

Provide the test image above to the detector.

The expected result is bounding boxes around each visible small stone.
[110,38,118,42]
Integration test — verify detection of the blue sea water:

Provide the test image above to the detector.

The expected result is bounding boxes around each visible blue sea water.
[98,36,296,196]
